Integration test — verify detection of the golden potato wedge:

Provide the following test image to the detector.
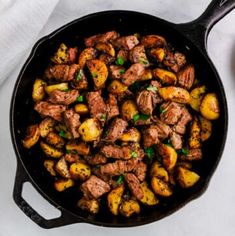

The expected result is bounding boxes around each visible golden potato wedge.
[65,141,90,155]
[78,47,97,68]
[45,131,65,149]
[139,69,153,81]
[107,185,125,215]
[119,199,140,217]
[40,141,63,158]
[95,42,115,57]
[121,100,139,121]
[32,78,46,102]
[200,93,220,120]
[199,116,212,142]
[189,118,201,149]
[86,59,108,89]
[141,35,166,48]
[158,143,178,171]
[23,124,40,149]
[54,178,75,192]
[177,167,200,188]
[189,85,206,111]
[79,118,102,142]
[39,118,56,138]
[55,157,71,178]
[139,182,159,206]
[150,48,165,62]
[69,162,91,181]
[158,86,190,104]
[150,161,169,182]
[119,127,141,142]
[151,177,173,197]
[77,197,99,214]
[153,68,177,85]
[74,103,89,115]
[108,80,128,94]
[51,43,68,64]
[43,160,56,176]
[45,82,68,94]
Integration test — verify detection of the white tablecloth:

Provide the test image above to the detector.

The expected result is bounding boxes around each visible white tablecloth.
[1,0,235,235]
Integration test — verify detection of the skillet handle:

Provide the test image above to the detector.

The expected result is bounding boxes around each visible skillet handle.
[13,160,81,228]
[176,0,235,50]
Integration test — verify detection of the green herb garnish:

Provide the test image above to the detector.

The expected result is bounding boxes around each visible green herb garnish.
[92,72,98,78]
[165,139,173,147]
[62,88,70,92]
[133,114,140,122]
[159,106,166,114]
[116,174,125,185]
[100,113,107,121]
[116,57,124,65]
[76,95,84,102]
[145,147,155,160]
[59,130,66,138]
[76,69,83,81]
[119,69,125,75]
[133,113,150,122]
[66,149,71,154]
[147,85,158,93]
[131,151,138,158]
[139,57,149,65]
[140,114,150,121]
[177,148,189,156]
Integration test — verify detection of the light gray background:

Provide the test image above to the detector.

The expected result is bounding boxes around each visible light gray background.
[1,0,235,235]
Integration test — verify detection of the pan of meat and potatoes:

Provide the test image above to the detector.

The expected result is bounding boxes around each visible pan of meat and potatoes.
[11,0,232,228]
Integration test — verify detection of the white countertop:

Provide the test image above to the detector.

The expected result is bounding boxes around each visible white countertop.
[1,0,235,235]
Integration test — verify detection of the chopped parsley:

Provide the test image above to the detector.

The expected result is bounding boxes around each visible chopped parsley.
[147,85,158,93]
[76,69,83,81]
[145,147,155,160]
[62,88,70,92]
[133,114,140,122]
[133,113,150,122]
[116,174,125,185]
[177,148,189,156]
[159,106,166,114]
[119,69,125,75]
[59,130,66,138]
[116,57,124,65]
[92,72,98,78]
[66,149,71,154]
[100,113,107,121]
[131,151,138,158]
[76,95,84,102]
[139,57,149,65]
[165,139,173,147]
[140,114,150,121]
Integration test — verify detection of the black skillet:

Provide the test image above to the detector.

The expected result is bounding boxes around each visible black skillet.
[10,0,235,229]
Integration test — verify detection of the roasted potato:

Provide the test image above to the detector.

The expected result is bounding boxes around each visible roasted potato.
[54,178,74,192]
[189,118,201,149]
[45,82,68,94]
[139,182,159,206]
[39,118,55,138]
[150,161,169,182]
[158,86,190,104]
[150,48,165,62]
[107,185,124,215]
[121,100,138,121]
[43,160,56,176]
[177,167,200,188]
[151,177,173,197]
[55,124,73,140]
[32,78,46,102]
[40,141,63,158]
[79,118,102,142]
[78,47,97,68]
[199,116,212,141]
[55,157,71,178]
[45,131,65,148]
[158,143,178,171]
[51,43,68,64]
[119,199,140,217]
[69,162,91,181]
[23,124,40,149]
[96,42,115,57]
[108,80,128,94]
[74,103,89,115]
[77,197,99,214]
[66,141,90,155]
[141,35,166,48]
[138,69,153,81]
[153,68,177,85]
[119,127,141,142]
[189,85,206,111]
[200,93,220,120]
[86,59,108,89]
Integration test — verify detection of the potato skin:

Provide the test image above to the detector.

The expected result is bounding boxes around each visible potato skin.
[141,35,166,48]
[107,185,124,215]
[153,68,177,85]
[55,157,71,178]
[200,93,220,120]
[51,43,68,64]
[190,85,206,111]
[177,167,200,188]
[79,118,102,142]
[199,116,212,142]
[39,118,55,138]
[74,103,89,115]
[78,47,97,68]
[139,182,159,206]
[150,161,169,182]
[66,141,90,155]
[23,124,40,149]
[151,177,173,197]
[77,197,99,214]
[45,82,68,94]
[46,131,65,148]
[69,162,91,181]
[119,199,140,217]
[119,127,141,142]
[150,48,165,62]
[32,78,46,102]
[54,178,74,192]
[40,141,63,158]
[189,118,201,149]
[43,160,56,176]
[121,100,138,121]
[139,69,153,81]
[96,42,115,57]
[108,80,128,94]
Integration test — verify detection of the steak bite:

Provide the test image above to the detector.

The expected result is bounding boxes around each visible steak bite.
[125,173,144,200]
[106,94,119,121]
[152,118,171,140]
[160,102,182,125]
[84,153,107,165]
[112,35,139,50]
[48,89,79,105]
[80,175,111,199]
[177,65,195,90]
[129,45,149,66]
[109,65,125,79]
[142,126,159,147]
[34,101,66,122]
[170,131,183,150]
[63,109,81,139]
[136,90,156,115]
[174,107,192,134]
[133,162,147,182]
[100,145,132,160]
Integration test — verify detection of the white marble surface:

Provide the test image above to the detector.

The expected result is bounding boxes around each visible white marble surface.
[1,0,235,235]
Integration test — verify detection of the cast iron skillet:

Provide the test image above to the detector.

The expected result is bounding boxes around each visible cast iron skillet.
[10,0,235,229]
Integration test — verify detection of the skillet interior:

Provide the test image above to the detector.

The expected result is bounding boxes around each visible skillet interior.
[11,11,227,227]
